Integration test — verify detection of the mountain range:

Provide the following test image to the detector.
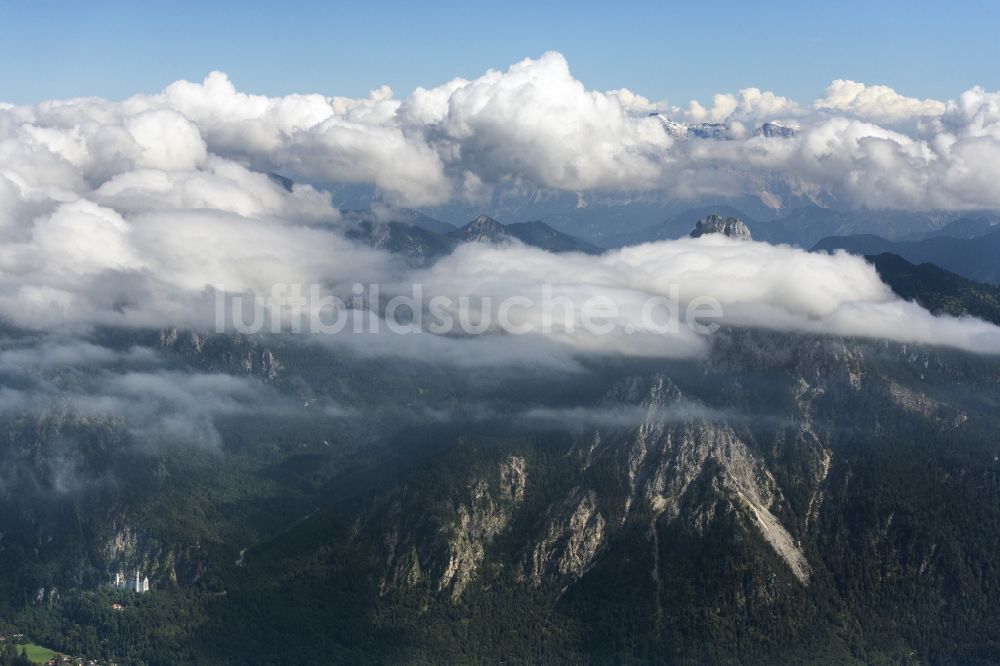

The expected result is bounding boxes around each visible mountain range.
[3,204,1000,663]
[6,315,1000,663]
[345,205,1000,290]
[600,205,1000,250]
[347,212,599,263]
[813,226,1000,284]
[649,115,797,140]
[867,253,1000,323]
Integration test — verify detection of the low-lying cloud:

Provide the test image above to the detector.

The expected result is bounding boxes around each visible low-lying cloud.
[0,338,289,450]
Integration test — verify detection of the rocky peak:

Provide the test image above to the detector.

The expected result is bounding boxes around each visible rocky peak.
[453,214,509,243]
[650,113,689,138]
[690,214,753,241]
[649,113,731,140]
[754,121,796,138]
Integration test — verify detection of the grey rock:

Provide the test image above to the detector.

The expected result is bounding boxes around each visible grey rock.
[690,214,753,240]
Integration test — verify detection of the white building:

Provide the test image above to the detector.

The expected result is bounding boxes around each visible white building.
[111,570,150,593]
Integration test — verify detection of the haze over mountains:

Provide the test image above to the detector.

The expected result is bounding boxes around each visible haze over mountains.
[813,225,1000,284]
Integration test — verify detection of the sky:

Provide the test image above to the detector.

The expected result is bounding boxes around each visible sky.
[2,0,999,106]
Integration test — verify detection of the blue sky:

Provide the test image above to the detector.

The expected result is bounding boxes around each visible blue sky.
[2,0,998,106]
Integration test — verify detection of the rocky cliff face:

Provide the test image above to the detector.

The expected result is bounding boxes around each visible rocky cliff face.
[363,345,849,601]
[690,214,753,240]
[366,454,527,600]
[158,329,282,380]
[103,520,207,588]
[560,374,811,583]
[522,487,606,585]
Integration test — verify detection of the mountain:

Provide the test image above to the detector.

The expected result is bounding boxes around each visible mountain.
[448,214,510,243]
[602,206,1000,251]
[743,207,993,248]
[649,113,729,139]
[448,215,600,254]
[813,226,1000,284]
[346,219,457,263]
[266,171,294,192]
[4,211,1000,663]
[4,233,999,652]
[683,122,729,139]
[6,321,1000,664]
[505,220,601,254]
[650,113,690,138]
[213,333,1000,664]
[868,253,1000,324]
[340,208,456,234]
[603,204,932,250]
[813,233,895,255]
[603,205,758,247]
[328,181,1000,250]
[344,213,597,263]
[690,214,753,240]
[908,214,1000,240]
[753,121,796,138]
[650,115,796,140]
[390,209,457,235]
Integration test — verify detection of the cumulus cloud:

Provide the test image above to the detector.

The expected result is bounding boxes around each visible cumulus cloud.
[125,109,208,171]
[606,88,660,114]
[399,52,671,193]
[681,87,800,127]
[814,79,947,122]
[92,158,336,218]
[6,51,1000,210]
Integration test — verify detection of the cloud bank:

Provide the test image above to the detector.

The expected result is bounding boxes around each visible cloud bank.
[4,51,1000,211]
[0,51,999,374]
[405,237,1000,357]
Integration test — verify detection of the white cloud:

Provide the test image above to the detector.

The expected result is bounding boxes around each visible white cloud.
[6,52,998,209]
[0,52,997,369]
[92,157,337,218]
[125,109,207,171]
[407,237,1000,356]
[399,52,672,192]
[605,88,659,114]
[675,87,799,129]
[814,79,947,122]
[19,199,143,276]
